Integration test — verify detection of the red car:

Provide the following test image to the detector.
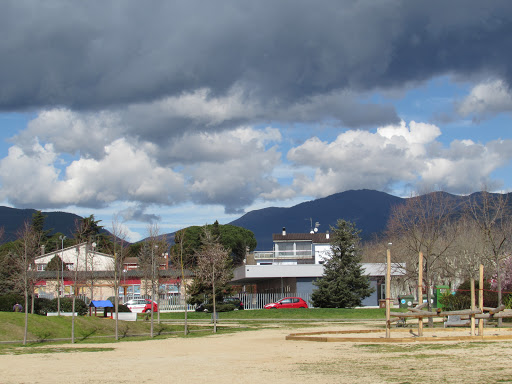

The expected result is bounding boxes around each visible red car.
[123,298,158,313]
[264,297,309,309]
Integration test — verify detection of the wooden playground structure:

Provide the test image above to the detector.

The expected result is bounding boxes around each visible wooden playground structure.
[287,251,512,343]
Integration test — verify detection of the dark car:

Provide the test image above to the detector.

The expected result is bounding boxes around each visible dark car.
[195,297,244,312]
[264,297,308,309]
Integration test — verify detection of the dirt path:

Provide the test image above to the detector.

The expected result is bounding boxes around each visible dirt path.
[2,325,512,384]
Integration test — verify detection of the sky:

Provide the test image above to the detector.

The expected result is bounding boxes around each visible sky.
[1,1,512,242]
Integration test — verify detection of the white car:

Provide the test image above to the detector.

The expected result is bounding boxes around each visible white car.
[123,298,158,313]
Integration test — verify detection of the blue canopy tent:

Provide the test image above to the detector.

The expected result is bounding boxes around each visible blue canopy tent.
[89,300,114,317]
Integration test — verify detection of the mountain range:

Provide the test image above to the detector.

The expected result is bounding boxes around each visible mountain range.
[1,189,510,249]
[229,189,403,249]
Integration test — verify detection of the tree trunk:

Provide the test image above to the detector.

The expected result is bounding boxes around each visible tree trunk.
[212,271,217,334]
[115,285,119,341]
[497,261,503,327]
[184,293,188,336]
[71,296,76,344]
[57,267,61,316]
[23,288,29,346]
[150,280,155,338]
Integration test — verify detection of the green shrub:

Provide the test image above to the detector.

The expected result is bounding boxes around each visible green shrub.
[105,297,131,312]
[439,291,470,311]
[34,297,53,315]
[440,280,507,311]
[456,280,501,308]
[117,304,131,312]
[203,303,236,312]
[0,293,25,312]
[43,297,88,315]
[504,294,512,309]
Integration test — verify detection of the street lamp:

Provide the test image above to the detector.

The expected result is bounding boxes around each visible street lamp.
[59,236,66,297]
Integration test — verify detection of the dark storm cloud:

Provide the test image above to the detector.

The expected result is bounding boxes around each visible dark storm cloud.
[1,1,511,127]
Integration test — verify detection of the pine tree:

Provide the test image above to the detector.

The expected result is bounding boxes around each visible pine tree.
[46,255,67,271]
[311,219,374,308]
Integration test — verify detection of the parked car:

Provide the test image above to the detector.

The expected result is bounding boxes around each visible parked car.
[264,297,309,309]
[123,298,158,313]
[195,297,244,312]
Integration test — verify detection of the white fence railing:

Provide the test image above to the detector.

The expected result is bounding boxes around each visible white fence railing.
[36,292,314,311]
[154,292,313,311]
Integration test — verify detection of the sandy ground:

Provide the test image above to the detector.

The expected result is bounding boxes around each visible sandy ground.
[3,324,512,384]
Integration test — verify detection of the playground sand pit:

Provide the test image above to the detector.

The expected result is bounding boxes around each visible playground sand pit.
[3,324,512,384]
[286,326,512,342]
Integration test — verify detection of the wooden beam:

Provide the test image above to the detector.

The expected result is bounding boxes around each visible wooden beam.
[486,305,506,314]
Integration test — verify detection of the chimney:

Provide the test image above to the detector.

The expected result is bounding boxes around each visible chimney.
[282,227,286,236]
[326,231,329,240]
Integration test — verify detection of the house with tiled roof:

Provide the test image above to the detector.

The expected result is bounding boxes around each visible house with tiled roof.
[232,227,404,306]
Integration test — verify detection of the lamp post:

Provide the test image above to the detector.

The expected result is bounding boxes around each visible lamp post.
[59,236,66,299]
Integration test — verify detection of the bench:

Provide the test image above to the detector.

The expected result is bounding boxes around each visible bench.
[444,315,470,327]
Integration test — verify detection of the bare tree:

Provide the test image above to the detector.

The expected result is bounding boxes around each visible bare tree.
[467,190,511,326]
[194,227,233,333]
[109,215,129,341]
[70,218,92,343]
[14,221,40,345]
[138,224,168,337]
[449,216,487,283]
[386,191,458,326]
[171,228,190,335]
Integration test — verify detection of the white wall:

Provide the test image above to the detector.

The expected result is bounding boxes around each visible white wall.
[35,244,114,271]
[313,244,330,264]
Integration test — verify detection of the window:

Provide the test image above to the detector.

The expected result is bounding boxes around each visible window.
[36,264,46,271]
[296,242,312,257]
[280,298,292,304]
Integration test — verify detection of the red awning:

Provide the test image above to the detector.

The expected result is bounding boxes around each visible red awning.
[121,279,141,285]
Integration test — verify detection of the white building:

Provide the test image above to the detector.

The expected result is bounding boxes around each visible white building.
[232,227,405,306]
[34,243,114,272]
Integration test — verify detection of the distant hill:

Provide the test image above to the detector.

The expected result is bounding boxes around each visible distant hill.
[3,190,511,249]
[229,189,404,250]
[0,207,88,244]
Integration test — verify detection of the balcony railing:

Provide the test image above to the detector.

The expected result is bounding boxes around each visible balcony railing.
[253,250,314,260]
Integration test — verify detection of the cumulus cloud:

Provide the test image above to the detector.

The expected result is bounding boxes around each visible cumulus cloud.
[0,138,188,208]
[0,143,61,207]
[15,108,122,157]
[1,1,512,225]
[457,80,512,120]
[287,121,512,196]
[0,124,287,214]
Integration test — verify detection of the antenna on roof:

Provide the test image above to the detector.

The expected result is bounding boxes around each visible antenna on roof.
[307,218,320,233]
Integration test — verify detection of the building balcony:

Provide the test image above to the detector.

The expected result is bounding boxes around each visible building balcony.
[253,250,314,260]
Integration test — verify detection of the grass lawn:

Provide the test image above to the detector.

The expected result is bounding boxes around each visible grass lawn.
[156,307,394,320]
[0,312,220,345]
[0,307,400,353]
